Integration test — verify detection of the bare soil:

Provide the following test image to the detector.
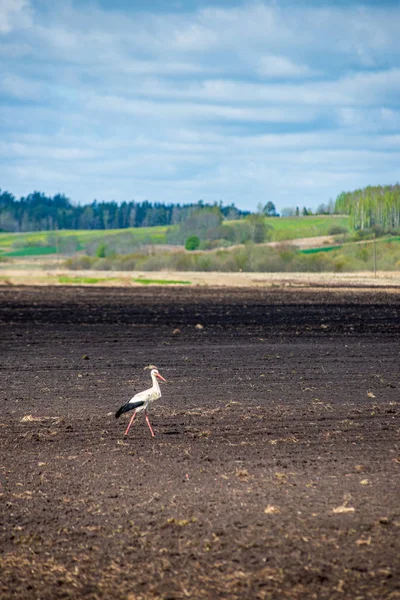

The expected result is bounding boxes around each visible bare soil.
[1,265,400,289]
[0,284,399,600]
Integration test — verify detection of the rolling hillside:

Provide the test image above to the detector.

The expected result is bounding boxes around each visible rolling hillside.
[0,216,350,257]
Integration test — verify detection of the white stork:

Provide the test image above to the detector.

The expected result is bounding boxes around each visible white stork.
[115,366,167,437]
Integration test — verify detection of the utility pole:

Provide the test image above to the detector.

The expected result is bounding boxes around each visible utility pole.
[373,233,377,278]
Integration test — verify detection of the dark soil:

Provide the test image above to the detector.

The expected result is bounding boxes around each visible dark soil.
[0,285,399,600]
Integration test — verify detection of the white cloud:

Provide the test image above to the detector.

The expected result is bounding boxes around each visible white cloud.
[256,54,316,79]
[170,22,219,52]
[0,73,43,100]
[0,0,32,34]
[0,0,400,210]
[39,25,79,52]
[0,141,97,161]
[86,92,318,125]
[338,106,400,132]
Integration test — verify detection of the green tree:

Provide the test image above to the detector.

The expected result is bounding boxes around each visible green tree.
[0,189,249,233]
[246,214,272,243]
[263,202,279,217]
[96,242,107,258]
[185,236,200,251]
[335,185,400,230]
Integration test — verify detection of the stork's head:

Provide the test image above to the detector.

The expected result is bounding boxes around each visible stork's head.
[145,365,167,382]
[152,368,167,382]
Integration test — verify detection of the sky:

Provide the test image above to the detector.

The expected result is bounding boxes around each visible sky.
[0,0,399,212]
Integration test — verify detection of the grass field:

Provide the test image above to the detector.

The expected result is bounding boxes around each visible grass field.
[57,275,192,285]
[301,245,341,254]
[262,214,350,241]
[0,225,171,256]
[5,246,58,257]
[0,216,350,257]
[1,217,400,273]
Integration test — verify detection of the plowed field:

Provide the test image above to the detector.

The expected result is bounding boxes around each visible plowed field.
[0,285,399,599]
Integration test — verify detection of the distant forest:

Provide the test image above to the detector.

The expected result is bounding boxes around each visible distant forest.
[1,184,399,234]
[0,190,249,233]
[335,184,400,230]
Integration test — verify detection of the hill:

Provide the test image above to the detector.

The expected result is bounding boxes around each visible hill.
[0,216,350,258]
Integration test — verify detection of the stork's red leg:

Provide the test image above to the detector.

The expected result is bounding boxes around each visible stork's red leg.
[124,410,137,436]
[145,412,155,437]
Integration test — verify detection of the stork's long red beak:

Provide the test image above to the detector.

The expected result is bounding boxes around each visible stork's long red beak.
[157,373,167,382]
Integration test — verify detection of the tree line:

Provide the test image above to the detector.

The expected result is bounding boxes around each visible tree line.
[335,184,400,230]
[0,190,249,233]
[2,184,399,235]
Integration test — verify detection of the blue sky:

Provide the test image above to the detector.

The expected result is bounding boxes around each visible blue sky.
[0,0,399,212]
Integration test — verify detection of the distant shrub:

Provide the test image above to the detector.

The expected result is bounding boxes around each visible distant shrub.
[195,255,213,271]
[139,254,171,271]
[61,235,400,273]
[207,224,236,242]
[352,229,374,241]
[115,255,139,270]
[328,225,348,235]
[371,224,385,237]
[199,240,213,250]
[175,253,196,270]
[216,254,240,271]
[253,223,267,243]
[93,257,112,270]
[355,246,370,262]
[276,244,297,264]
[232,222,252,244]
[96,243,107,258]
[301,252,332,272]
[185,236,200,251]
[236,248,253,271]
[245,215,273,243]
[199,239,231,250]
[64,255,95,270]
[332,255,351,272]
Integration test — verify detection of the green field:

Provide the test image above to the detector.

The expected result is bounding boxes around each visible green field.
[249,215,350,241]
[57,275,119,284]
[1,222,400,272]
[132,277,191,285]
[5,246,58,257]
[0,216,351,257]
[0,225,171,257]
[58,275,191,285]
[301,245,341,254]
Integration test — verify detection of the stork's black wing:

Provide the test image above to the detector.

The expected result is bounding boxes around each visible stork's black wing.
[115,400,145,419]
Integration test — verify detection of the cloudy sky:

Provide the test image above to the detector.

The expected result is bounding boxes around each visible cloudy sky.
[0,0,399,212]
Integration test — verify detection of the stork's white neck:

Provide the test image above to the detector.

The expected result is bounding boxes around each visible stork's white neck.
[151,372,161,393]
